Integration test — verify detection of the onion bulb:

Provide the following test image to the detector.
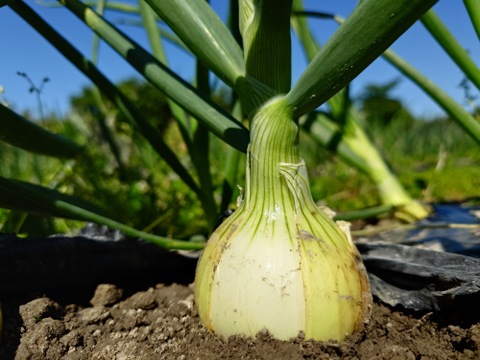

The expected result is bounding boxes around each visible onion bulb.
[195,96,371,341]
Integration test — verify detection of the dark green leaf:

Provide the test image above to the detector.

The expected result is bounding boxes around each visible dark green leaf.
[0,176,108,219]
[57,0,249,152]
[145,0,245,88]
[0,103,81,158]
[0,176,205,250]
[286,0,438,116]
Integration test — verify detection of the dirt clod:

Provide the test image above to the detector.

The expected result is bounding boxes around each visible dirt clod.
[18,298,63,330]
[2,283,480,359]
[90,284,123,307]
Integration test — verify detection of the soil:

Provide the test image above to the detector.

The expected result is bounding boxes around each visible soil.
[2,281,480,360]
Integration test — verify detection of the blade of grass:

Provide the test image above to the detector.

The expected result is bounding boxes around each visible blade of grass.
[286,0,438,117]
[55,0,250,152]
[0,103,81,158]
[421,9,480,92]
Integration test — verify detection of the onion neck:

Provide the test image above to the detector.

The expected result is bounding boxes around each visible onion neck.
[244,97,300,210]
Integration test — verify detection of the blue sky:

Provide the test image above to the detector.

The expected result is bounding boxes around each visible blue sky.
[0,1,478,119]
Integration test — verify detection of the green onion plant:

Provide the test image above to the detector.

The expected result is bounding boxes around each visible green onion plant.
[2,0,438,341]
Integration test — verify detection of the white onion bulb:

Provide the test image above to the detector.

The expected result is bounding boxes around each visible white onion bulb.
[195,97,371,341]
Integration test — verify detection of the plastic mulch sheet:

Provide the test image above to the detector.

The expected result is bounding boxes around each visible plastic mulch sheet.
[1,204,480,311]
[357,203,480,311]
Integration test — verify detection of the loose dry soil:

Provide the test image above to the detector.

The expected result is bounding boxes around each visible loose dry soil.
[2,281,480,360]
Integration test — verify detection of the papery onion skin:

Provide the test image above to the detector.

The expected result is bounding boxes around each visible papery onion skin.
[194,97,371,341]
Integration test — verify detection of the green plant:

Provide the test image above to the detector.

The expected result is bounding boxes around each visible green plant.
[2,0,438,341]
[309,5,480,147]
[290,1,480,218]
[290,2,430,222]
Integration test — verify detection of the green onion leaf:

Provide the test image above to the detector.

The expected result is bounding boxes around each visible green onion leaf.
[0,104,81,158]
[286,0,438,117]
